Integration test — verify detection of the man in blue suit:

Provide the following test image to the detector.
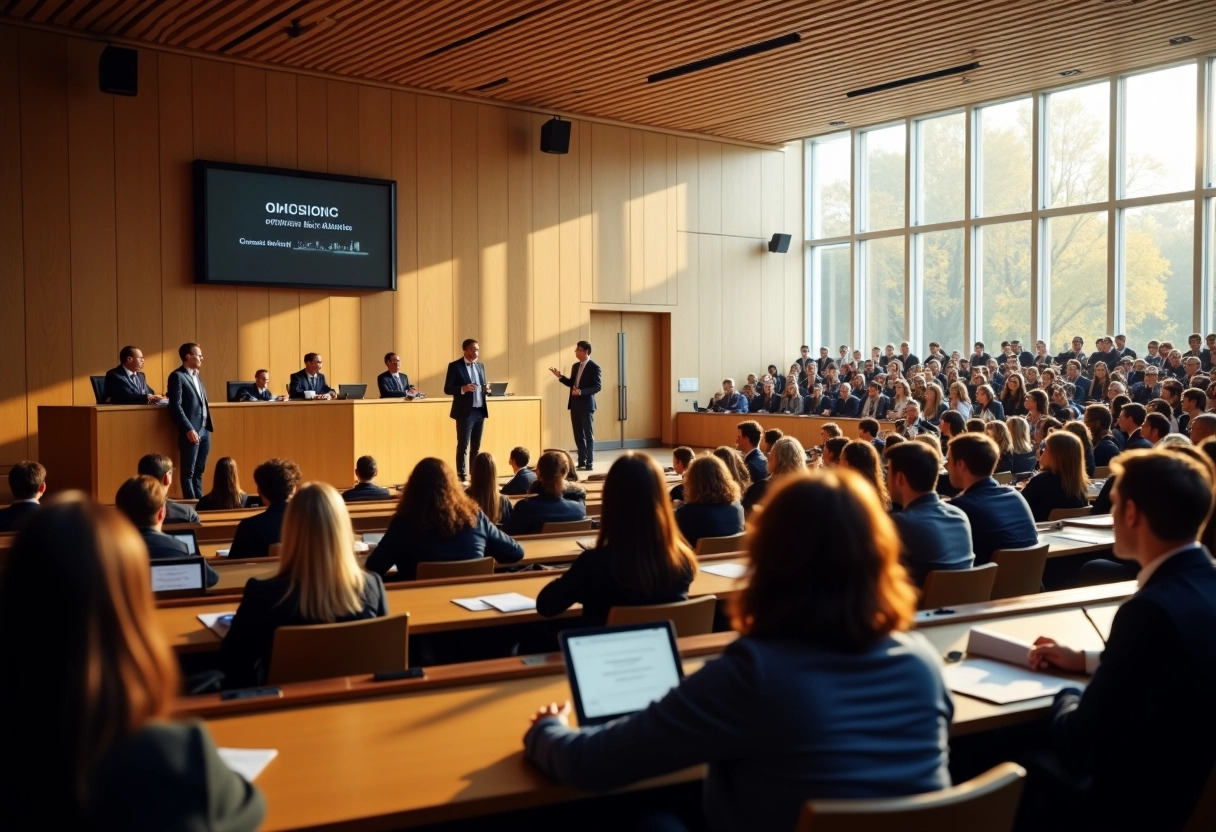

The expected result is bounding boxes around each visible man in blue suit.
[288,353,336,400]
[103,345,166,404]
[710,379,749,413]
[945,433,1037,564]
[167,342,213,500]
[857,380,890,419]
[886,442,974,585]
[444,338,491,482]
[1026,450,1216,829]
[1065,360,1090,402]
[831,383,859,418]
[377,352,419,399]
[735,420,768,486]
[549,340,602,471]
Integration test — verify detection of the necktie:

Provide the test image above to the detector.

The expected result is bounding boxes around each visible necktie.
[574,361,585,388]
[395,374,402,391]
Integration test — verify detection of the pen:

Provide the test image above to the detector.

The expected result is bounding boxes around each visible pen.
[1081,607,1107,647]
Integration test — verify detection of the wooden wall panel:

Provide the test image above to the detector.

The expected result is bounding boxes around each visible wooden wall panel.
[158,53,195,384]
[325,80,361,390]
[781,142,805,350]
[760,149,786,366]
[296,75,330,371]
[578,123,593,304]
[558,121,584,353]
[476,104,509,384]
[265,71,301,387]
[415,96,453,393]
[234,66,270,382]
[390,91,420,386]
[721,145,762,240]
[696,141,722,236]
[696,235,723,394]
[66,39,118,404]
[0,24,29,464]
[357,85,395,389]
[19,30,73,461]
[505,109,534,384]
[719,238,762,382]
[591,123,630,304]
[628,130,645,304]
[665,136,679,307]
[641,131,668,306]
[451,101,480,364]
[531,113,563,441]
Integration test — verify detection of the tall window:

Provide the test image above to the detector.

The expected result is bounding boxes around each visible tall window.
[1122,65,1196,199]
[809,245,852,353]
[915,113,965,225]
[1044,82,1109,208]
[977,221,1032,340]
[1122,202,1194,348]
[976,98,1031,217]
[861,125,905,233]
[808,134,851,239]
[1046,212,1107,344]
[917,229,964,350]
[863,237,904,349]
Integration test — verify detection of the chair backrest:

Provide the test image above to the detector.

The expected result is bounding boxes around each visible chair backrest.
[89,375,106,404]
[1093,465,1112,479]
[415,556,495,579]
[1048,506,1092,521]
[267,612,409,685]
[541,518,594,533]
[1185,763,1216,832]
[267,542,282,558]
[605,595,717,637]
[992,471,1014,485]
[920,563,998,610]
[796,762,1026,832]
[695,533,747,556]
[989,543,1049,600]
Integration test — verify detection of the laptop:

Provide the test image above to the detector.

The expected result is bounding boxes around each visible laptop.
[558,621,684,726]
[338,384,367,400]
[167,528,199,555]
[489,382,509,397]
[150,557,208,598]
[692,400,706,412]
[226,380,254,402]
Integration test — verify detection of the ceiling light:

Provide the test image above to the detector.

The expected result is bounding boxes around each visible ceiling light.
[1169,35,1194,45]
[829,120,847,127]
[1059,69,1084,77]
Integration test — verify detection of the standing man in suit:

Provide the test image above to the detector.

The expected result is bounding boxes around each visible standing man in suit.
[378,352,420,398]
[289,353,336,400]
[167,342,212,500]
[103,345,166,404]
[238,369,284,402]
[549,341,602,471]
[444,338,491,482]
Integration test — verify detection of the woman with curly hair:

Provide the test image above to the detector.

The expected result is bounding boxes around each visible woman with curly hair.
[675,455,745,546]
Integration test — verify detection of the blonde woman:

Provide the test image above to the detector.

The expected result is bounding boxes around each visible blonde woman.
[985,420,1014,473]
[222,482,388,688]
[890,379,913,416]
[948,380,972,420]
[1020,431,1090,521]
[923,382,947,425]
[1007,416,1038,474]
[747,436,807,512]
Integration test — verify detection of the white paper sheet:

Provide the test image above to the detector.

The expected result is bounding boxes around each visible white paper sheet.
[480,592,537,612]
[197,611,236,637]
[451,597,493,611]
[1062,514,1113,529]
[1050,529,1114,545]
[217,748,278,781]
[966,627,1033,666]
[942,658,1079,705]
[700,562,747,579]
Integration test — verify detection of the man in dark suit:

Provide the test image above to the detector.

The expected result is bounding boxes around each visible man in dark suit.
[857,380,891,419]
[103,345,166,405]
[549,340,602,471]
[897,342,920,370]
[886,442,974,585]
[444,338,491,482]
[1112,332,1137,362]
[1025,450,1216,829]
[228,458,300,559]
[167,342,213,500]
[1055,335,1087,369]
[343,456,392,502]
[137,454,200,525]
[899,401,940,438]
[501,447,538,495]
[709,379,749,413]
[0,461,45,534]
[288,353,336,400]
[115,475,218,587]
[237,369,284,402]
[1084,405,1122,467]
[735,420,768,486]
[1118,403,1153,451]
[377,352,420,398]
[945,433,1037,564]
[831,383,859,417]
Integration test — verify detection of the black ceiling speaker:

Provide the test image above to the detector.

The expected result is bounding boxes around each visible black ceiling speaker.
[99,45,138,96]
[540,117,571,154]
[768,233,792,253]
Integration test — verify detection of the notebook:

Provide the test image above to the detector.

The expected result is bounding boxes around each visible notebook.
[559,622,684,726]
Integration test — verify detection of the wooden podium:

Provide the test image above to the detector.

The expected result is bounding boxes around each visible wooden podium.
[38,397,542,501]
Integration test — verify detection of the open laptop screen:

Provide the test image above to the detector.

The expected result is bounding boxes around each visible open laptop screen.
[167,529,199,555]
[559,622,684,726]
[150,558,206,594]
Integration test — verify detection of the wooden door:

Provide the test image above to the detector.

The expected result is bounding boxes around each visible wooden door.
[589,311,663,449]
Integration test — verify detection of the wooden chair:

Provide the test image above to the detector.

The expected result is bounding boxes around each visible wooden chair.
[416,557,495,579]
[605,596,717,637]
[1094,465,1112,479]
[1048,506,1092,521]
[989,543,1049,599]
[992,471,1014,485]
[541,518,594,533]
[796,762,1026,832]
[695,533,746,556]
[920,563,998,610]
[267,613,409,685]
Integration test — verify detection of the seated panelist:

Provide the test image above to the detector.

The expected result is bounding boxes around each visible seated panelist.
[238,369,285,402]
[378,352,421,398]
[103,345,166,404]
[288,353,335,400]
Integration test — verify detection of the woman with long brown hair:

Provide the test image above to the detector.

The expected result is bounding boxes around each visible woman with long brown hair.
[506,450,587,535]
[712,445,752,497]
[366,457,523,580]
[0,500,265,829]
[524,470,951,830]
[467,451,512,526]
[675,454,745,546]
[1020,431,1090,521]
[536,453,697,625]
[195,455,252,510]
[223,482,388,687]
[840,440,890,509]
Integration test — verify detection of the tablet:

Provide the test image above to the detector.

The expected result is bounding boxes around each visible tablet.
[558,621,684,726]
[167,529,199,555]
[150,557,208,597]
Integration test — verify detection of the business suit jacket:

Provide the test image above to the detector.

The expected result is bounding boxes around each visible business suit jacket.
[503,494,586,536]
[288,370,334,399]
[377,370,413,398]
[948,477,1038,565]
[140,528,219,587]
[226,501,287,559]
[559,360,602,411]
[1069,375,1091,402]
[892,493,975,585]
[1050,546,1216,829]
[342,482,392,502]
[103,365,156,404]
[832,395,860,418]
[710,391,748,413]
[675,501,745,546]
[1019,470,1088,522]
[237,384,273,402]
[1124,429,1153,451]
[536,543,694,626]
[858,393,891,419]
[165,500,201,525]
[365,511,523,581]
[743,448,768,486]
[500,467,537,495]
[1092,434,1121,467]
[0,501,38,533]
[444,358,489,420]
[167,367,213,435]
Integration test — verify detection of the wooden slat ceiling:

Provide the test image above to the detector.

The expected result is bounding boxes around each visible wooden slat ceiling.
[4,0,1214,145]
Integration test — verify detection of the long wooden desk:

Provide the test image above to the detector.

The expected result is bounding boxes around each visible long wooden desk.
[194,583,1132,831]
[37,396,542,501]
[675,411,899,447]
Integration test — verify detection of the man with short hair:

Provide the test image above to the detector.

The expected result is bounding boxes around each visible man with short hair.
[238,369,284,402]
[886,442,974,586]
[898,341,920,370]
[1142,412,1170,445]
[670,446,694,503]
[1131,364,1162,404]
[550,340,602,471]
[343,456,391,502]
[822,437,850,467]
[1144,339,1163,367]
[167,342,213,499]
[115,475,218,587]
[1118,403,1153,451]
[1011,339,1035,367]
[501,447,537,495]
[1089,336,1119,372]
[900,401,939,438]
[1026,450,1216,829]
[0,462,46,533]
[946,433,1037,564]
[858,418,885,454]
[735,420,767,485]
[1057,336,1087,368]
[227,458,301,559]
[710,378,749,413]
[1180,387,1207,435]
[289,353,336,400]
[831,382,859,418]
[762,428,784,457]
[1065,360,1090,402]
[1112,333,1136,361]
[1190,414,1216,444]
[1201,333,1216,372]
[378,352,420,398]
[137,454,200,525]
[1084,405,1121,467]
[445,338,492,481]
[104,345,166,404]
[858,380,891,419]
[972,341,991,366]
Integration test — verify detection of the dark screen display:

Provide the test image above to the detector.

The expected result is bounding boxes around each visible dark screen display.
[194,161,396,291]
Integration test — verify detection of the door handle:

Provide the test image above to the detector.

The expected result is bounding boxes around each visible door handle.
[620,385,627,421]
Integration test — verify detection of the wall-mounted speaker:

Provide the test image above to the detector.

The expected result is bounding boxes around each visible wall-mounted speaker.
[768,233,792,253]
[99,45,138,96]
[540,117,571,154]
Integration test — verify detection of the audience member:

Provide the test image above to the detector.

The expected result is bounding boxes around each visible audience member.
[674,455,745,547]
[195,456,254,511]
[840,440,889,509]
[137,454,200,525]
[946,434,1038,564]
[712,446,752,499]
[1118,403,1153,450]
[736,420,768,486]
[501,447,538,495]
[985,420,1014,473]
[670,446,694,503]
[505,451,587,535]
[886,442,975,585]
[467,452,512,527]
[342,455,392,502]
[1007,416,1039,474]
[1063,420,1097,477]
[822,436,850,468]
[1020,432,1090,521]
[0,461,45,533]
[226,458,301,559]
[115,476,218,587]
